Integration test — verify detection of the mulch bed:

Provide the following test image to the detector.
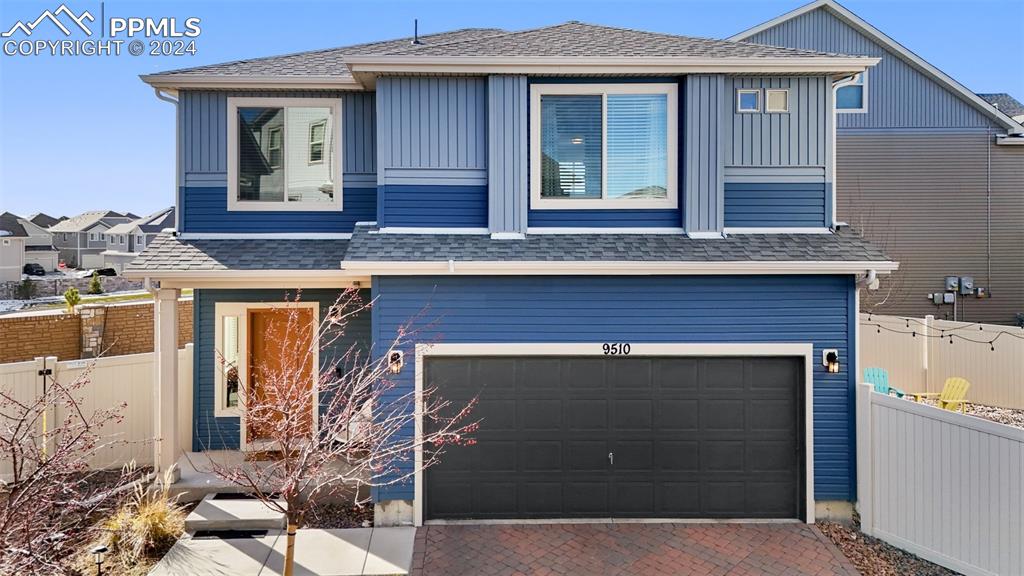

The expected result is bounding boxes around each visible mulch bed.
[817,519,960,576]
[302,501,374,529]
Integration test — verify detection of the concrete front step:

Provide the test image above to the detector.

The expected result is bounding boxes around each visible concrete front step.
[184,493,287,532]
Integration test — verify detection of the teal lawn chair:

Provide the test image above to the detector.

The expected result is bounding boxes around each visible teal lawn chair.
[864,367,904,398]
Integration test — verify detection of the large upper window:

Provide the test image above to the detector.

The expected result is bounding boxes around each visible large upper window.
[530,84,678,210]
[837,72,867,113]
[227,97,343,212]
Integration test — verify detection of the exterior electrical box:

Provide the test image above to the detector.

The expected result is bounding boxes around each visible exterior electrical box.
[944,276,960,291]
[959,276,974,295]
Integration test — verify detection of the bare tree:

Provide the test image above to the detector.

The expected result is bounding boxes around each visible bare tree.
[198,290,477,576]
[0,365,133,575]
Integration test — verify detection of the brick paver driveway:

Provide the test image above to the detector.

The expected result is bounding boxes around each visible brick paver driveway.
[410,522,858,576]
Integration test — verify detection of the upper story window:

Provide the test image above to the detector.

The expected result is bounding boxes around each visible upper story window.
[837,72,867,113]
[530,83,678,210]
[737,89,761,113]
[765,89,789,113]
[89,232,97,241]
[137,234,145,247]
[227,97,343,212]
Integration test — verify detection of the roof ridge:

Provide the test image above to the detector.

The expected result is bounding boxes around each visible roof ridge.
[382,21,568,55]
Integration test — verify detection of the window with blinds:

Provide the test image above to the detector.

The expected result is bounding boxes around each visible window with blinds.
[532,84,677,210]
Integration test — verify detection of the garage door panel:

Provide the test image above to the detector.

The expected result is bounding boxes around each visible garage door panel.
[425,356,803,520]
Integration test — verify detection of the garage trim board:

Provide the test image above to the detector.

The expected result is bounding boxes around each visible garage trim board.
[412,342,816,526]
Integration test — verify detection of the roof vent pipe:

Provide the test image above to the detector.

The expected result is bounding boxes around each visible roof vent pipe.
[411,19,422,45]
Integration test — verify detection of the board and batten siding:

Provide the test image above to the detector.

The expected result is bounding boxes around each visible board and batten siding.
[376,77,488,228]
[742,7,997,130]
[371,274,858,503]
[683,74,725,234]
[191,288,371,451]
[838,130,1024,324]
[177,90,377,233]
[724,76,830,167]
[488,75,528,234]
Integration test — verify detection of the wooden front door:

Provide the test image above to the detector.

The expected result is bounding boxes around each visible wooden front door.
[247,307,316,442]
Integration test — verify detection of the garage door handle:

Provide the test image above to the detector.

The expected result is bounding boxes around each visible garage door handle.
[608,452,614,466]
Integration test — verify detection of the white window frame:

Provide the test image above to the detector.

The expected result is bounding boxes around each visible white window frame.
[765,89,790,113]
[736,89,761,113]
[214,301,321,447]
[266,126,283,169]
[89,232,97,241]
[308,119,326,165]
[529,83,679,211]
[836,72,868,114]
[227,97,343,212]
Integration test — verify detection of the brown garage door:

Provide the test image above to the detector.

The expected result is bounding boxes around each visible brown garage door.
[425,356,804,520]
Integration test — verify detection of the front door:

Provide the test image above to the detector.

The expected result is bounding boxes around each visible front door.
[246,307,316,442]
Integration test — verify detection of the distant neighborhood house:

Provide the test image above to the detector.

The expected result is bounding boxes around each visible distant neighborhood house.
[0,212,62,280]
[101,207,175,273]
[49,210,135,269]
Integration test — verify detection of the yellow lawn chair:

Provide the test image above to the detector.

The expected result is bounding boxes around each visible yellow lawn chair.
[909,377,971,412]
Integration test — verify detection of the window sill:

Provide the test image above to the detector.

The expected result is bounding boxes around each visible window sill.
[531,197,678,210]
[227,201,343,212]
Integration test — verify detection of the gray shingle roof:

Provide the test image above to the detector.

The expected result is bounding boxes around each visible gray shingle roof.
[978,93,1024,117]
[0,212,28,238]
[149,28,506,78]
[396,21,841,58]
[344,225,890,263]
[125,232,347,272]
[49,210,127,232]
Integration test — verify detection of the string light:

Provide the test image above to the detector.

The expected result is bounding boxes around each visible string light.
[863,318,1024,352]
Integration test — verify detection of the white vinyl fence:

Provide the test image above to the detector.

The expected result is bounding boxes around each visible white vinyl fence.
[0,346,192,473]
[857,383,1023,576]
[861,313,1024,409]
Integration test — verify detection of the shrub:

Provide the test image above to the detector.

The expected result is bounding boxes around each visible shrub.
[87,271,103,295]
[64,286,81,312]
[102,471,185,568]
[15,278,36,300]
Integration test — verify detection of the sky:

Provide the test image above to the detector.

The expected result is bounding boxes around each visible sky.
[0,0,1021,218]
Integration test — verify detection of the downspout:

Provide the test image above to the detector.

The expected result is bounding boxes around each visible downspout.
[856,269,878,290]
[831,74,859,230]
[152,88,181,233]
[986,127,992,297]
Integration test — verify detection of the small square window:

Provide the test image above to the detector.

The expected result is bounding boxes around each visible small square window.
[737,89,760,113]
[837,72,867,113]
[766,89,789,113]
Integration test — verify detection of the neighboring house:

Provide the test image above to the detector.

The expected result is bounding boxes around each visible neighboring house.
[19,216,59,271]
[730,0,1024,324]
[28,212,64,229]
[49,210,134,268]
[979,93,1024,125]
[127,23,898,527]
[101,207,175,273]
[0,212,28,282]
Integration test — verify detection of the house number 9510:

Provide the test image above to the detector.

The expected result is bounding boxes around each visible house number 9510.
[602,343,631,355]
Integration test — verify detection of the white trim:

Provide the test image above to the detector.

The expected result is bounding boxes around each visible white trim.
[375,227,489,235]
[227,97,344,212]
[340,259,900,276]
[308,119,327,165]
[159,277,369,290]
[413,342,817,526]
[489,232,526,240]
[344,55,879,76]
[765,89,790,113]
[994,135,1024,146]
[736,89,761,113]
[215,301,321,448]
[728,0,1022,134]
[685,231,725,239]
[835,72,867,114]
[527,226,685,235]
[724,227,832,234]
[176,232,352,240]
[529,83,679,211]
[141,74,364,92]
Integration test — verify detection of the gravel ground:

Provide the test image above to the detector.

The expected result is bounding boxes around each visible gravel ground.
[302,502,374,528]
[818,519,960,576]
[962,403,1024,428]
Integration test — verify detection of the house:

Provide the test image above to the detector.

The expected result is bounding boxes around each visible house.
[979,93,1024,125]
[101,207,175,273]
[0,213,29,282]
[19,216,60,271]
[126,22,898,526]
[28,213,64,229]
[730,0,1024,324]
[49,210,134,268]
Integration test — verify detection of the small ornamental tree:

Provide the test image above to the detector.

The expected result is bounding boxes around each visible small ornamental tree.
[63,286,81,313]
[0,364,131,575]
[87,272,103,295]
[199,290,477,576]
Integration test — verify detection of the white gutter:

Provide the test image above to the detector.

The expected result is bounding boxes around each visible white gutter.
[140,74,364,92]
[340,260,900,276]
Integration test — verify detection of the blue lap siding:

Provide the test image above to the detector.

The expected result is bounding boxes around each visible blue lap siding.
[181,186,377,234]
[371,275,857,503]
[191,288,371,451]
[378,185,488,228]
[527,208,682,228]
[724,182,828,228]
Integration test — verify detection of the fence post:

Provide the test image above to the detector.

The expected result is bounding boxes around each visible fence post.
[855,381,873,535]
[923,314,933,391]
[35,356,58,458]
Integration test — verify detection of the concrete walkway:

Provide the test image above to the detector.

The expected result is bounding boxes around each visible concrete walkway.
[150,527,415,576]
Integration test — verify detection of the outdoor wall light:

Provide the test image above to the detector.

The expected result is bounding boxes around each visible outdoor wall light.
[91,545,108,575]
[388,350,405,375]
[822,349,840,374]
